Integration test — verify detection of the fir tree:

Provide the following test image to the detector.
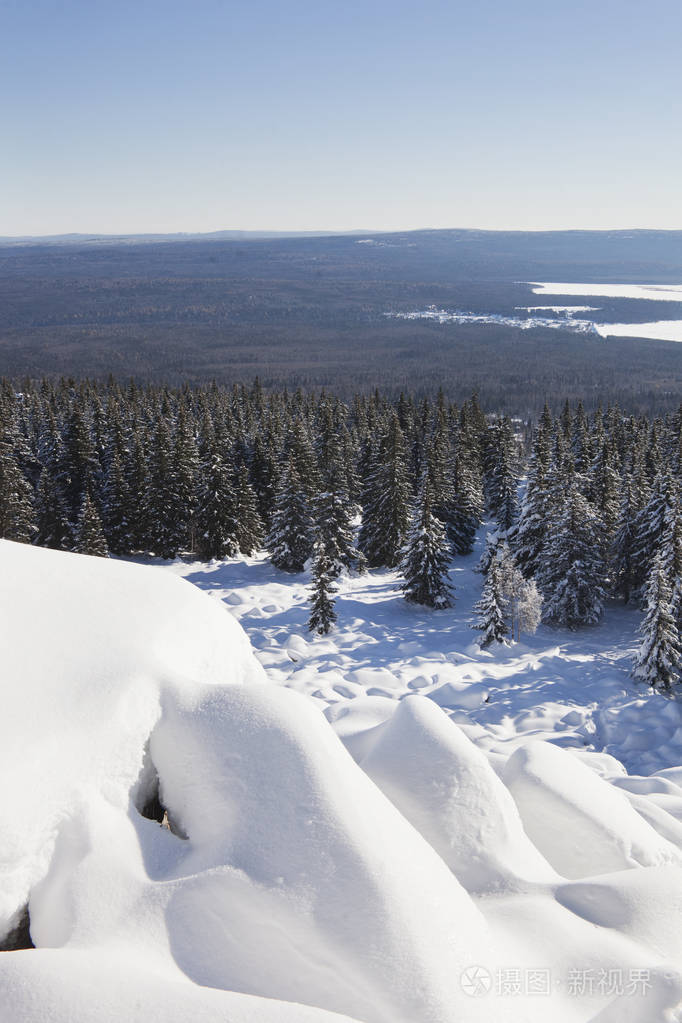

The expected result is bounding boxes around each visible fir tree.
[400,478,454,608]
[74,491,109,557]
[632,555,681,691]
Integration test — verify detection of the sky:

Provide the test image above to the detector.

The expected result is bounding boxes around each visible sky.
[2,0,682,235]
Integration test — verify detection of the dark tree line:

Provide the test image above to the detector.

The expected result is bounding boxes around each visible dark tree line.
[0,377,485,573]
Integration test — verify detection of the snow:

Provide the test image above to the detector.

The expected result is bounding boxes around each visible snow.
[596,320,682,343]
[2,536,682,1022]
[529,282,682,302]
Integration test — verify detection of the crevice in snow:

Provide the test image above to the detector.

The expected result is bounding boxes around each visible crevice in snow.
[133,743,189,840]
[0,905,34,951]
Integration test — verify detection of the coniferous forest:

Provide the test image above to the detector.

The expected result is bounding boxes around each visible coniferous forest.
[1,376,682,689]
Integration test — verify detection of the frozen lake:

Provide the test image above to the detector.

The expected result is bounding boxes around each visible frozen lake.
[390,282,682,343]
[530,282,682,343]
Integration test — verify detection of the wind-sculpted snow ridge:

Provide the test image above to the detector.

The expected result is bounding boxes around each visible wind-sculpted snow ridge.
[2,540,682,1022]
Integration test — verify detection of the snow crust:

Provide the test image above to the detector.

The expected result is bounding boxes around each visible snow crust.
[2,538,682,1022]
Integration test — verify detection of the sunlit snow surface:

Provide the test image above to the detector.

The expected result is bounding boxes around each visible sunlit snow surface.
[2,538,682,1023]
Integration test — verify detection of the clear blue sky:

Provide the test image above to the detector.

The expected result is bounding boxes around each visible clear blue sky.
[3,0,682,235]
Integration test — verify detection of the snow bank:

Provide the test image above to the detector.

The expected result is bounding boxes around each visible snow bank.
[0,540,265,942]
[504,741,682,878]
[362,696,556,891]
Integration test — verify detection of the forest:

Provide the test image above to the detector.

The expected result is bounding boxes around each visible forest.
[1,229,682,412]
[0,375,681,690]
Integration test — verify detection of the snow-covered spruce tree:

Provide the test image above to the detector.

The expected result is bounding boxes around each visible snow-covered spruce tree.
[35,464,73,551]
[400,478,454,609]
[314,486,357,578]
[610,478,637,602]
[484,417,518,531]
[631,472,673,599]
[267,455,313,572]
[308,535,338,635]
[359,412,411,568]
[473,552,508,646]
[60,399,101,519]
[143,417,182,558]
[74,491,108,557]
[195,450,239,560]
[632,554,682,692]
[0,438,36,543]
[101,446,131,556]
[511,412,553,577]
[172,401,201,553]
[537,479,606,629]
[234,463,265,556]
[446,451,484,556]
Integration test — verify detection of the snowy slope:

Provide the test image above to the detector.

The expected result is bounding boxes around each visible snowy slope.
[2,539,682,1022]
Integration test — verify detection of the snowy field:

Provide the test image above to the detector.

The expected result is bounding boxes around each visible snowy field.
[2,537,682,1023]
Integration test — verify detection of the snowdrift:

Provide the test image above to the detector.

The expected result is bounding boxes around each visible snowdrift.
[2,540,682,1023]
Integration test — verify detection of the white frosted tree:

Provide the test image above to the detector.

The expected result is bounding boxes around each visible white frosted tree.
[498,543,542,642]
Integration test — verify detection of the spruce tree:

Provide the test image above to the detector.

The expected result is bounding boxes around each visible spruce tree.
[35,465,73,551]
[267,456,313,572]
[400,479,454,608]
[632,555,681,691]
[234,463,265,555]
[143,417,181,558]
[359,412,411,568]
[538,480,606,629]
[0,440,36,543]
[74,491,109,557]
[195,451,239,560]
[473,554,508,647]
[308,536,338,635]
[102,447,131,555]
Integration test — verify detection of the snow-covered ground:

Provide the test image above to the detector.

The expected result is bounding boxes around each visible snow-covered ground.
[2,537,682,1023]
[170,542,682,778]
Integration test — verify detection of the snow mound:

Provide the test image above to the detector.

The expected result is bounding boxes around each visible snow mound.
[362,696,556,891]
[151,684,492,1023]
[504,741,682,878]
